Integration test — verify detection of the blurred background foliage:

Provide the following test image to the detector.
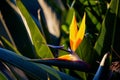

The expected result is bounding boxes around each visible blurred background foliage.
[0,0,120,80]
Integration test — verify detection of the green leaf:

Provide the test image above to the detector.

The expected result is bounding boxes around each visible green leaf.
[70,71,87,80]
[0,72,7,80]
[85,8,102,33]
[29,59,91,72]
[94,0,120,56]
[76,37,95,64]
[0,0,36,58]
[0,36,21,55]
[0,48,77,80]
[65,8,75,26]
[16,1,53,58]
[20,0,62,57]
[75,37,95,79]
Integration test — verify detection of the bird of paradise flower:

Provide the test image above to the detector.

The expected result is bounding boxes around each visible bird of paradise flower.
[58,13,86,61]
[30,14,90,72]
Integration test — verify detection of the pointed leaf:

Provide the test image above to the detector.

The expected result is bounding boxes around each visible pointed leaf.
[94,0,120,56]
[0,0,35,58]
[0,48,77,80]
[16,1,53,58]
[0,36,21,55]
[93,53,109,80]
[30,58,91,72]
[76,37,95,64]
[0,72,7,80]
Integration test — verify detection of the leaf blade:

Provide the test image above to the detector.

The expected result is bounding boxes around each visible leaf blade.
[16,1,53,58]
[0,48,77,80]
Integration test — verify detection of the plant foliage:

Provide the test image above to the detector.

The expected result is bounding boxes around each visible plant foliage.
[0,0,120,80]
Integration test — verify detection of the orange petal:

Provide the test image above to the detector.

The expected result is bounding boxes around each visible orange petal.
[74,13,86,51]
[58,54,81,61]
[69,14,78,51]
